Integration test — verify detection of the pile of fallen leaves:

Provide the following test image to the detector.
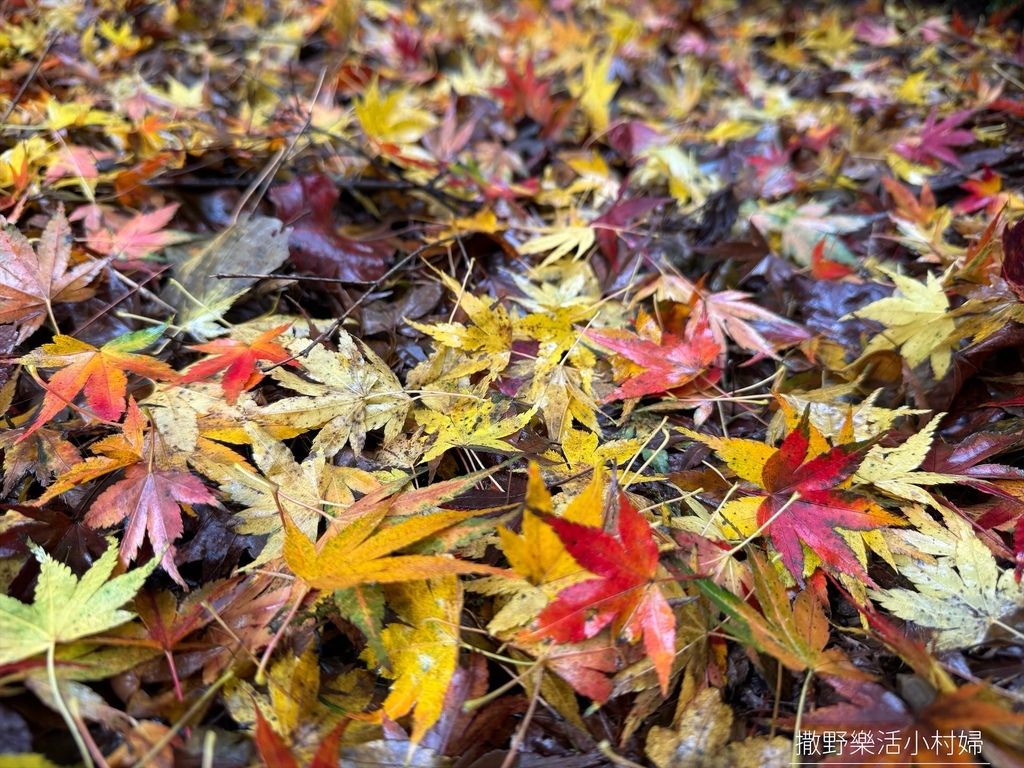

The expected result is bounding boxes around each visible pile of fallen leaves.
[1,0,1023,766]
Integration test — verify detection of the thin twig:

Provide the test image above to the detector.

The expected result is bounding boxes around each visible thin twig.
[0,34,55,125]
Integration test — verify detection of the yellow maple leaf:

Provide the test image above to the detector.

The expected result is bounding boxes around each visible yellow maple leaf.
[875,509,1024,651]
[224,646,346,761]
[282,481,503,592]
[355,77,437,146]
[572,53,618,132]
[518,224,597,267]
[374,576,462,743]
[543,425,646,481]
[895,71,933,106]
[677,427,775,486]
[846,268,956,378]
[476,465,604,635]
[854,413,961,508]
[405,270,512,382]
[245,331,411,457]
[499,465,603,589]
[414,398,535,463]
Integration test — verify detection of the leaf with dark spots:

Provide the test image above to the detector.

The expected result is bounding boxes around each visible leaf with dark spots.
[269,173,391,283]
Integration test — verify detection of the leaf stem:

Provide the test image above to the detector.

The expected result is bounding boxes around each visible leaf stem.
[256,582,309,685]
[48,643,95,768]
[712,491,801,581]
[500,665,543,768]
[790,669,814,768]
[596,740,648,768]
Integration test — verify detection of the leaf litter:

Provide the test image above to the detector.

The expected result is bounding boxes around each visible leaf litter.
[0,1,1023,767]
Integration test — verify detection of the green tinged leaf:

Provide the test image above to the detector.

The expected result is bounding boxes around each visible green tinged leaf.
[0,541,158,665]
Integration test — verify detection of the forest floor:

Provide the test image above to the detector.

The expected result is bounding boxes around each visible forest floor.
[1,1,1023,767]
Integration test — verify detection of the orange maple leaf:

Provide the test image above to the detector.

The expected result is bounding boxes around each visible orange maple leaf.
[18,325,178,439]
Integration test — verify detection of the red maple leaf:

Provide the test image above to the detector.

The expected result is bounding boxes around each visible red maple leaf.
[975,500,1024,582]
[955,167,1004,214]
[522,491,677,695]
[178,323,297,404]
[893,108,975,167]
[753,415,903,584]
[489,59,570,135]
[585,308,721,402]
[86,464,217,586]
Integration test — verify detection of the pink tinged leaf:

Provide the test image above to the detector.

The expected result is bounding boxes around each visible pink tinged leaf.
[536,579,622,642]
[86,466,217,586]
[894,108,975,167]
[93,204,188,261]
[606,120,663,160]
[587,312,720,401]
[547,644,617,703]
[0,206,103,343]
